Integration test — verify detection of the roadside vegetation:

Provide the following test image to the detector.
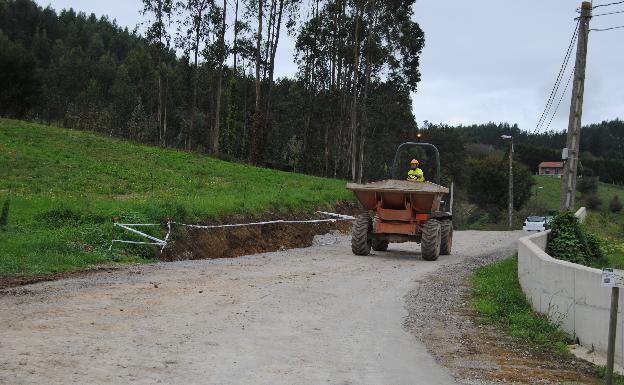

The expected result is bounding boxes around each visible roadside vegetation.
[472,257,624,384]
[547,212,606,267]
[0,119,352,277]
[471,175,624,382]
[471,256,569,353]
[529,175,624,267]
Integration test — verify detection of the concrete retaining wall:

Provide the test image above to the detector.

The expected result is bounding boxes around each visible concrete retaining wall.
[517,207,623,365]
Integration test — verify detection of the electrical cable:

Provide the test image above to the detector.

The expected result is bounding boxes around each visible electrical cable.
[591,24,624,30]
[544,66,575,132]
[592,9,624,16]
[592,0,624,9]
[533,21,578,134]
[533,20,579,134]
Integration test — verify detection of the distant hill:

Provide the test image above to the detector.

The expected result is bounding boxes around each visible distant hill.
[421,120,624,185]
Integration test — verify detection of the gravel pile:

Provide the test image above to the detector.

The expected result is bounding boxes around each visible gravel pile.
[311,230,346,246]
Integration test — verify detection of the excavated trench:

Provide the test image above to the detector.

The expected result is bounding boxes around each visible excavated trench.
[161,203,359,261]
[162,218,353,262]
[0,203,360,290]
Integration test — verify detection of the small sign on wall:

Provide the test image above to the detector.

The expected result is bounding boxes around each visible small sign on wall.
[602,268,624,288]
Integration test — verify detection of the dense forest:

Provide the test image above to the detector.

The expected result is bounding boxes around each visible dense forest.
[424,120,624,185]
[0,0,423,182]
[1,0,623,185]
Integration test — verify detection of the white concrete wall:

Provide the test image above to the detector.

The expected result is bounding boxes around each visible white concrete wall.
[517,207,623,365]
[575,207,587,223]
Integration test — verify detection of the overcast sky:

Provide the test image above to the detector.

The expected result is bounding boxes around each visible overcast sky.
[35,0,624,133]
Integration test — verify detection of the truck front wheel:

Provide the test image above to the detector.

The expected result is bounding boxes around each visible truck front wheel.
[420,220,441,261]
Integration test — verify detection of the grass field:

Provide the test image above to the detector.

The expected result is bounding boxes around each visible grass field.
[530,175,624,238]
[0,119,352,277]
[471,256,569,353]
[472,256,624,384]
[532,175,624,214]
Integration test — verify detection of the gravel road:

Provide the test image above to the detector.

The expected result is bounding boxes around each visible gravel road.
[0,230,522,385]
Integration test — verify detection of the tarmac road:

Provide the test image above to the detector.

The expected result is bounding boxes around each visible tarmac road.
[0,230,522,385]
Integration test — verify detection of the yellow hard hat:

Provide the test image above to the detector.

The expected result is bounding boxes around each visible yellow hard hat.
[410,159,419,165]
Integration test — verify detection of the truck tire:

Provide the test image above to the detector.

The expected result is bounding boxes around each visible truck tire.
[420,220,441,261]
[440,220,453,255]
[372,239,389,251]
[351,214,372,256]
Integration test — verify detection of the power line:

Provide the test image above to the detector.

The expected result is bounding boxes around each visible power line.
[591,24,624,30]
[592,0,624,9]
[533,21,578,134]
[592,9,624,16]
[544,66,575,132]
[533,20,579,134]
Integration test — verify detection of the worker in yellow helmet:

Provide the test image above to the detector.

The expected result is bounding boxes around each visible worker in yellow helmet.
[406,159,425,182]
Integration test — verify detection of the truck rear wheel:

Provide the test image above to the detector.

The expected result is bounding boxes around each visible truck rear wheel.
[371,239,389,251]
[351,214,372,256]
[420,220,441,261]
[440,220,453,255]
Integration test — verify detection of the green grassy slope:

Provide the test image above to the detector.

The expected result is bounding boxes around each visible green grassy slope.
[532,176,624,211]
[531,175,624,239]
[529,175,624,266]
[0,119,352,277]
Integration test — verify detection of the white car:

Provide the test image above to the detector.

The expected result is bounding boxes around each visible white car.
[522,216,548,232]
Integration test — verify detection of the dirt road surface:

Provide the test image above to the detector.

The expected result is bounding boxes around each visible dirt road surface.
[1,230,522,385]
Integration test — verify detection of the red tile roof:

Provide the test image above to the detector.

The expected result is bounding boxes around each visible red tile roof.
[538,161,564,168]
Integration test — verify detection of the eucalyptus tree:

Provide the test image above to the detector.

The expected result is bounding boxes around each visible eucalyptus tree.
[248,0,300,164]
[295,0,424,181]
[250,0,264,164]
[225,2,255,158]
[141,0,173,147]
[176,0,213,150]
[209,0,227,154]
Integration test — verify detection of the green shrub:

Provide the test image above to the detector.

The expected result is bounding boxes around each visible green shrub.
[577,177,598,194]
[583,193,602,210]
[547,211,606,267]
[610,195,623,213]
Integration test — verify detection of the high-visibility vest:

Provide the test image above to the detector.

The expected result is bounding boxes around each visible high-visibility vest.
[407,168,425,182]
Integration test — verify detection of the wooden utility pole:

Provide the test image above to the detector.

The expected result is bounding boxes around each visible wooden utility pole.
[508,139,514,230]
[502,135,513,230]
[606,286,619,385]
[560,1,591,212]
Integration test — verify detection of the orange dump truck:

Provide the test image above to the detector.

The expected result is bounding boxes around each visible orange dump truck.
[347,143,453,261]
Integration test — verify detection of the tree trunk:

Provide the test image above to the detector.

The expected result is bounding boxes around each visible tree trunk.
[324,123,329,176]
[263,0,276,81]
[163,66,168,147]
[158,55,163,146]
[157,0,163,147]
[263,0,283,137]
[232,0,239,72]
[250,0,264,164]
[350,1,361,181]
[358,0,375,183]
[241,58,248,158]
[211,0,227,154]
[189,9,202,152]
